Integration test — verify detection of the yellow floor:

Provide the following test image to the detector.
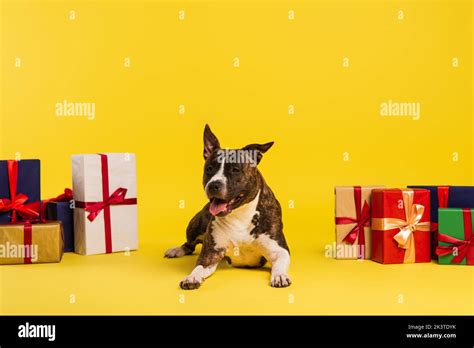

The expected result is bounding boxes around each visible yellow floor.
[2,234,473,315]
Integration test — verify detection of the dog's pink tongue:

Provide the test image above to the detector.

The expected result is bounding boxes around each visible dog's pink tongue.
[209,199,227,216]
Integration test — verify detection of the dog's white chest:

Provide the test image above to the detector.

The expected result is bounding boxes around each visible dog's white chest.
[211,192,263,267]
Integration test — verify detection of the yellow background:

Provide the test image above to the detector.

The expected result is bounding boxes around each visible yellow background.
[1,0,473,314]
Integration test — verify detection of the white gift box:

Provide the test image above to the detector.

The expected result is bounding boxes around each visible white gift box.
[72,153,138,255]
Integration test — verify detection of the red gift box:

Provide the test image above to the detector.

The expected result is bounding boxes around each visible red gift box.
[371,188,431,264]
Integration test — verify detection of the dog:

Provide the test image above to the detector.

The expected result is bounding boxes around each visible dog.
[165,125,291,289]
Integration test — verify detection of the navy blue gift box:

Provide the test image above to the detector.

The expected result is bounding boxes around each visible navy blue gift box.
[0,159,41,223]
[46,201,74,252]
[408,185,474,258]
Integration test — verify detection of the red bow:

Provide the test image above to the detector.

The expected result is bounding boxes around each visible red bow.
[337,201,371,244]
[0,160,39,223]
[27,188,74,221]
[436,234,473,263]
[82,187,135,222]
[436,208,474,264]
[335,186,371,258]
[50,188,73,202]
[0,193,40,222]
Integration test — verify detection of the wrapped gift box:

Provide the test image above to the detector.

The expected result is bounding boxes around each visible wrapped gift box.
[37,188,74,220]
[72,153,138,255]
[46,201,74,252]
[0,159,41,223]
[407,186,474,259]
[335,186,384,259]
[371,188,431,264]
[436,208,474,265]
[0,221,63,265]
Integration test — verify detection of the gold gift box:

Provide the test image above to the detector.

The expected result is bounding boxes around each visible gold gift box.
[0,221,64,265]
[335,186,384,259]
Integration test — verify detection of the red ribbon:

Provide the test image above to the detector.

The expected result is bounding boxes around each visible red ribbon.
[77,187,136,222]
[48,188,73,203]
[27,188,74,221]
[0,160,40,223]
[6,220,58,264]
[75,154,137,254]
[436,208,474,264]
[429,186,449,258]
[335,186,371,258]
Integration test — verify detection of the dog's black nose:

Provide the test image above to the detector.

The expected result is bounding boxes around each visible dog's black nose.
[207,181,223,196]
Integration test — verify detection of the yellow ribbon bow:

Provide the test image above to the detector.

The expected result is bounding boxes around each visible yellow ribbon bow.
[372,190,430,263]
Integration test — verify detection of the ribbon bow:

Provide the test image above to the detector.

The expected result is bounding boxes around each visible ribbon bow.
[0,193,40,222]
[436,234,473,263]
[0,160,39,223]
[51,188,74,202]
[337,201,371,245]
[335,186,371,259]
[372,190,430,263]
[436,208,474,264]
[27,188,74,221]
[84,187,132,222]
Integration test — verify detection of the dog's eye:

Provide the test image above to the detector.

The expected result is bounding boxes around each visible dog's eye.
[206,165,213,173]
[231,166,240,173]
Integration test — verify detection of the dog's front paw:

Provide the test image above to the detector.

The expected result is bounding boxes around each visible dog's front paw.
[165,246,187,258]
[271,273,292,288]
[180,275,203,290]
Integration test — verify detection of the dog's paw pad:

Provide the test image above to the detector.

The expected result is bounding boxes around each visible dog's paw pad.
[180,275,203,290]
[270,274,292,288]
[164,247,186,258]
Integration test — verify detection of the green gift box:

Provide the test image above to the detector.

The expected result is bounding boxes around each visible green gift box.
[437,208,474,265]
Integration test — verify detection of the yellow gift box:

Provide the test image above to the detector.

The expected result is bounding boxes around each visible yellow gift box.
[0,222,64,265]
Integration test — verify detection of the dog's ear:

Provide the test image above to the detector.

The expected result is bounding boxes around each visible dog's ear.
[203,124,221,160]
[242,142,274,165]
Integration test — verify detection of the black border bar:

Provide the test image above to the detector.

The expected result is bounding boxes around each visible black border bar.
[0,316,472,346]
